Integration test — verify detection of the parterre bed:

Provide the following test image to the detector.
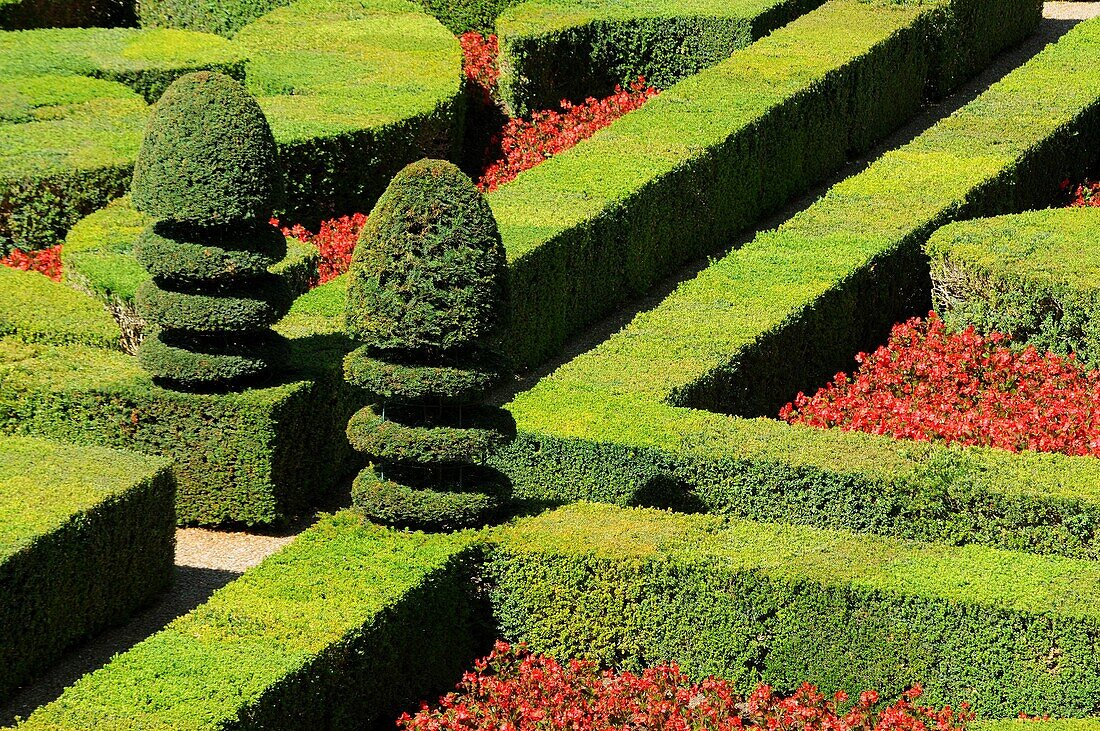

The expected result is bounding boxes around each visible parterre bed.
[4,0,1100,728]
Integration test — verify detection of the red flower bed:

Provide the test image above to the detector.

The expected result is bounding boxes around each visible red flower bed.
[1063,178,1100,207]
[460,32,500,99]
[1,245,62,281]
[476,77,658,192]
[780,313,1100,456]
[399,642,970,731]
[276,212,367,285]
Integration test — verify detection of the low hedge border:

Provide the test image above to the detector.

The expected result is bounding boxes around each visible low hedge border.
[0,435,174,702]
[0,0,464,252]
[12,512,482,731]
[926,208,1100,369]
[0,336,360,525]
[495,0,826,116]
[494,17,1100,558]
[486,0,1040,368]
[486,503,1100,718]
[0,266,120,348]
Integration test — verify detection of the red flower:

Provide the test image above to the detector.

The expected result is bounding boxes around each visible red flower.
[781,313,1100,457]
[399,644,971,731]
[1,245,62,281]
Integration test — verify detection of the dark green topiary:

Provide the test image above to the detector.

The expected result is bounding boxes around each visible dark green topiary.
[132,72,290,391]
[346,158,507,355]
[344,159,512,531]
[131,71,280,224]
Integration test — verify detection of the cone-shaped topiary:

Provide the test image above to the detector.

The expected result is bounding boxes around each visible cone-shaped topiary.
[344,159,512,531]
[346,158,507,355]
[131,71,280,224]
[132,72,290,392]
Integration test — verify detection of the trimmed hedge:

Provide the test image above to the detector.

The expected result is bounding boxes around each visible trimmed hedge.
[495,17,1100,557]
[0,336,360,525]
[1,0,464,252]
[495,0,824,116]
[136,0,290,36]
[13,512,482,730]
[416,0,520,33]
[487,503,1100,717]
[0,27,246,253]
[0,266,120,348]
[0,435,174,702]
[927,208,1100,368]
[0,0,135,30]
[486,0,1041,368]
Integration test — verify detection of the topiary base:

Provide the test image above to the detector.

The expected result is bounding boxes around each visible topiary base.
[352,466,504,531]
[0,337,362,526]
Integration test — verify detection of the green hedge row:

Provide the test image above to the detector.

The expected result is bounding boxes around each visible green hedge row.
[0,266,120,348]
[927,208,1100,369]
[486,0,1041,368]
[0,0,134,30]
[487,503,1100,718]
[0,435,174,702]
[136,0,288,36]
[416,0,519,33]
[0,333,359,525]
[496,17,1100,557]
[13,512,483,730]
[495,0,825,116]
[0,0,464,253]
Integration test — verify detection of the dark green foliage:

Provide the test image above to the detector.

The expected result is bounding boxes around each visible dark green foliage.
[0,436,174,702]
[135,276,291,333]
[131,71,279,224]
[487,504,1100,717]
[353,466,505,531]
[489,0,1041,369]
[346,159,506,356]
[927,208,1100,369]
[343,344,503,403]
[415,0,519,33]
[133,219,287,285]
[137,330,286,389]
[496,16,1100,558]
[347,404,508,465]
[14,513,483,729]
[131,72,292,390]
[0,0,135,29]
[0,337,361,525]
[345,159,510,530]
[496,0,824,116]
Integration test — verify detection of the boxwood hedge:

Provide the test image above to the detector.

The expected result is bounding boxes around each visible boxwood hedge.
[494,17,1100,557]
[495,0,825,115]
[0,435,174,702]
[0,0,464,253]
[927,208,1100,368]
[0,335,359,525]
[0,266,120,348]
[487,503,1100,718]
[487,0,1040,367]
[13,512,482,730]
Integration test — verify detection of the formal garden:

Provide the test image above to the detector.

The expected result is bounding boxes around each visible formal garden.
[2,0,1100,727]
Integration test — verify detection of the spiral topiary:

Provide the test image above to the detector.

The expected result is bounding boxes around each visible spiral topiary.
[344,158,511,531]
[130,71,290,391]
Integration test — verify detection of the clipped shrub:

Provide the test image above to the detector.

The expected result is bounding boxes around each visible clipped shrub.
[345,159,511,530]
[131,71,290,391]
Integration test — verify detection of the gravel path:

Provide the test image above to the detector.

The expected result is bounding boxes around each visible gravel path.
[3,4,1097,725]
